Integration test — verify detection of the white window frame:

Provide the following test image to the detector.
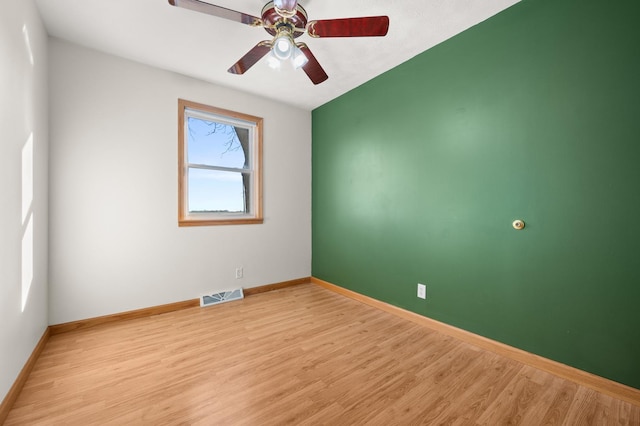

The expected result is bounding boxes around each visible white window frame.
[178,99,263,226]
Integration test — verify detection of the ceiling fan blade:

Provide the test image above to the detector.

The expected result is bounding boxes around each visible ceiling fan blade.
[307,16,389,38]
[168,0,262,27]
[227,42,272,75]
[297,44,328,85]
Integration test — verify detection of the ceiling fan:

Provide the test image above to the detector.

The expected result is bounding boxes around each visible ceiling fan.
[168,0,390,85]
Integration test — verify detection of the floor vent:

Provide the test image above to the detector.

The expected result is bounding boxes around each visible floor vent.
[200,288,244,307]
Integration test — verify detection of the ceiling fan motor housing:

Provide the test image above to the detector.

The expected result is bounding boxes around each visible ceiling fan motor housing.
[261,1,308,38]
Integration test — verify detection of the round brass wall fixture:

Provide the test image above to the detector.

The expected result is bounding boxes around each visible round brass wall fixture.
[512,220,525,230]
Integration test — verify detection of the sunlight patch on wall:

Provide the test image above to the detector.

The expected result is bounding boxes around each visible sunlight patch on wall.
[21,133,34,312]
[22,133,33,222]
[22,24,34,66]
[21,214,34,312]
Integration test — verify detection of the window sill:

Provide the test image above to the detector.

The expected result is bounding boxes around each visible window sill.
[178,217,264,227]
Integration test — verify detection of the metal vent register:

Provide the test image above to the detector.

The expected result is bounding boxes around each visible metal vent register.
[200,288,244,307]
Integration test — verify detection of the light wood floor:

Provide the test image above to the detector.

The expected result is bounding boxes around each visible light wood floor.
[6,284,640,425]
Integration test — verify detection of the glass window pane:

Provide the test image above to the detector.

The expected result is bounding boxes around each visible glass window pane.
[187,117,247,169]
[188,168,248,213]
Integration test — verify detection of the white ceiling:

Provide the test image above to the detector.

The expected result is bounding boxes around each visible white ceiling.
[34,0,520,110]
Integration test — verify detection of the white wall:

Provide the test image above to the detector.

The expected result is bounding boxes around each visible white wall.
[0,0,49,403]
[48,39,312,324]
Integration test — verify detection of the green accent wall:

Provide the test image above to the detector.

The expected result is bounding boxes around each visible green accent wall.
[312,0,640,389]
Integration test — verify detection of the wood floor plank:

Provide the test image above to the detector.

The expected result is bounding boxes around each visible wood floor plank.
[5,284,640,425]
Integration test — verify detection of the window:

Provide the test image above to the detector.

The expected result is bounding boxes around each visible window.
[178,99,263,226]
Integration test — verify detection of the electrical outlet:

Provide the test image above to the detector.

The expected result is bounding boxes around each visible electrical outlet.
[417,283,426,299]
[235,267,243,279]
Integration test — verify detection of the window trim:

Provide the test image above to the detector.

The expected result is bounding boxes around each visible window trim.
[178,99,263,226]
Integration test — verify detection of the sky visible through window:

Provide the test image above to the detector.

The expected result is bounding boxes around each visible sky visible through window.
[187,117,247,213]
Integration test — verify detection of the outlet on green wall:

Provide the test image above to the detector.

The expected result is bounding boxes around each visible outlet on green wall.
[312,0,640,389]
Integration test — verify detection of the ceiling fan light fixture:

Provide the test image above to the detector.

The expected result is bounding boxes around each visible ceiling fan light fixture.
[292,46,308,69]
[266,52,281,69]
[272,30,294,60]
